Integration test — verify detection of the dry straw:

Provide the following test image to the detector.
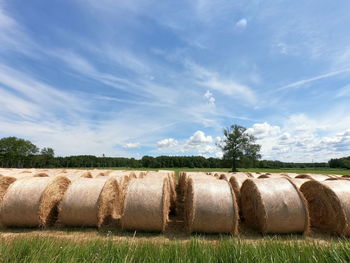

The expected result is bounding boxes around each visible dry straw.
[300,180,350,236]
[121,177,170,232]
[288,178,310,189]
[59,177,121,227]
[0,176,16,203]
[185,178,238,234]
[240,178,309,234]
[257,173,289,179]
[0,176,70,227]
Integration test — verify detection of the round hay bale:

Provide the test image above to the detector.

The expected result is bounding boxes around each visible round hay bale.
[240,178,309,234]
[121,178,170,232]
[295,174,331,181]
[0,176,71,227]
[185,178,238,234]
[58,178,121,227]
[300,180,350,236]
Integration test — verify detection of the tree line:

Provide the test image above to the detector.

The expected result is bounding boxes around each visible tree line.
[329,156,350,169]
[0,136,334,169]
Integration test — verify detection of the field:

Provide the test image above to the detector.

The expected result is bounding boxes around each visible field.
[1,168,350,262]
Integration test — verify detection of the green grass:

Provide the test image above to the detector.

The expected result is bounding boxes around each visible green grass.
[1,236,350,263]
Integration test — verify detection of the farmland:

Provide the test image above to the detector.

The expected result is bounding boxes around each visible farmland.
[1,168,350,262]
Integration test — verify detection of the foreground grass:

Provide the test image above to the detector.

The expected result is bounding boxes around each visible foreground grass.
[1,236,350,263]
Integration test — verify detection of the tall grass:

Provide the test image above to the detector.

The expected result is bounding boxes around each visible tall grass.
[1,236,350,262]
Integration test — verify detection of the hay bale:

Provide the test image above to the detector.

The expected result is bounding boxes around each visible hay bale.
[121,178,170,232]
[0,176,70,227]
[185,178,238,234]
[58,178,121,227]
[300,180,350,236]
[240,178,309,234]
[295,174,331,181]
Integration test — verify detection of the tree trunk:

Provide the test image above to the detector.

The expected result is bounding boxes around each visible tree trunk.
[231,159,237,172]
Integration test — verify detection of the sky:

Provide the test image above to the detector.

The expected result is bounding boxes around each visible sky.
[0,0,350,162]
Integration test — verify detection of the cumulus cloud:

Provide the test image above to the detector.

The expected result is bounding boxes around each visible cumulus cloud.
[246,122,281,139]
[124,143,140,149]
[185,130,213,147]
[157,138,179,148]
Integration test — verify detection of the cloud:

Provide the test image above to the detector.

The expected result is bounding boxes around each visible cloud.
[185,130,213,147]
[204,90,215,105]
[189,62,256,104]
[277,67,350,92]
[157,138,179,148]
[246,122,281,139]
[124,143,141,149]
[235,18,247,29]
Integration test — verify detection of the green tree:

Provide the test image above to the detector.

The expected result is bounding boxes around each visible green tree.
[0,137,39,167]
[218,125,261,172]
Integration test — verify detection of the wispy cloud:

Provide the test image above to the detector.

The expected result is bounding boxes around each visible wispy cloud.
[277,67,350,91]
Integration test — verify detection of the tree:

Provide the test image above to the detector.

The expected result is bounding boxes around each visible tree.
[218,125,261,172]
[0,137,39,167]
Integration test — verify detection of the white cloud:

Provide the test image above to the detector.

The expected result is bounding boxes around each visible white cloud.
[246,122,281,139]
[188,62,256,104]
[157,138,179,148]
[186,130,213,147]
[235,18,247,29]
[124,143,141,149]
[204,90,215,105]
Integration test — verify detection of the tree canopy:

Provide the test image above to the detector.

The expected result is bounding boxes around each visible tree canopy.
[219,124,261,172]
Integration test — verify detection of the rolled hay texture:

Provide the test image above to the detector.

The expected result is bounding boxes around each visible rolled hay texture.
[240,178,309,234]
[288,178,310,189]
[185,178,238,234]
[295,174,331,181]
[0,176,16,203]
[59,178,121,227]
[0,176,71,227]
[229,173,250,213]
[121,177,170,232]
[257,173,289,179]
[145,172,177,211]
[300,180,350,236]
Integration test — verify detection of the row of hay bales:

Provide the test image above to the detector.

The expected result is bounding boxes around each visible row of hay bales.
[2,169,350,236]
[181,171,350,236]
[0,169,175,231]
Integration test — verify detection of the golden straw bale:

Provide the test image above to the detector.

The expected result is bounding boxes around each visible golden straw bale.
[185,178,238,234]
[240,178,309,234]
[121,178,170,232]
[58,177,121,227]
[257,173,290,179]
[0,176,70,227]
[295,174,331,181]
[300,180,350,236]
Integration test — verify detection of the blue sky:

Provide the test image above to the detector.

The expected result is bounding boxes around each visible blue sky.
[1,0,350,162]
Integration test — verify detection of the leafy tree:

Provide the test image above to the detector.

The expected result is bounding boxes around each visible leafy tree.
[0,137,39,167]
[218,124,261,172]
